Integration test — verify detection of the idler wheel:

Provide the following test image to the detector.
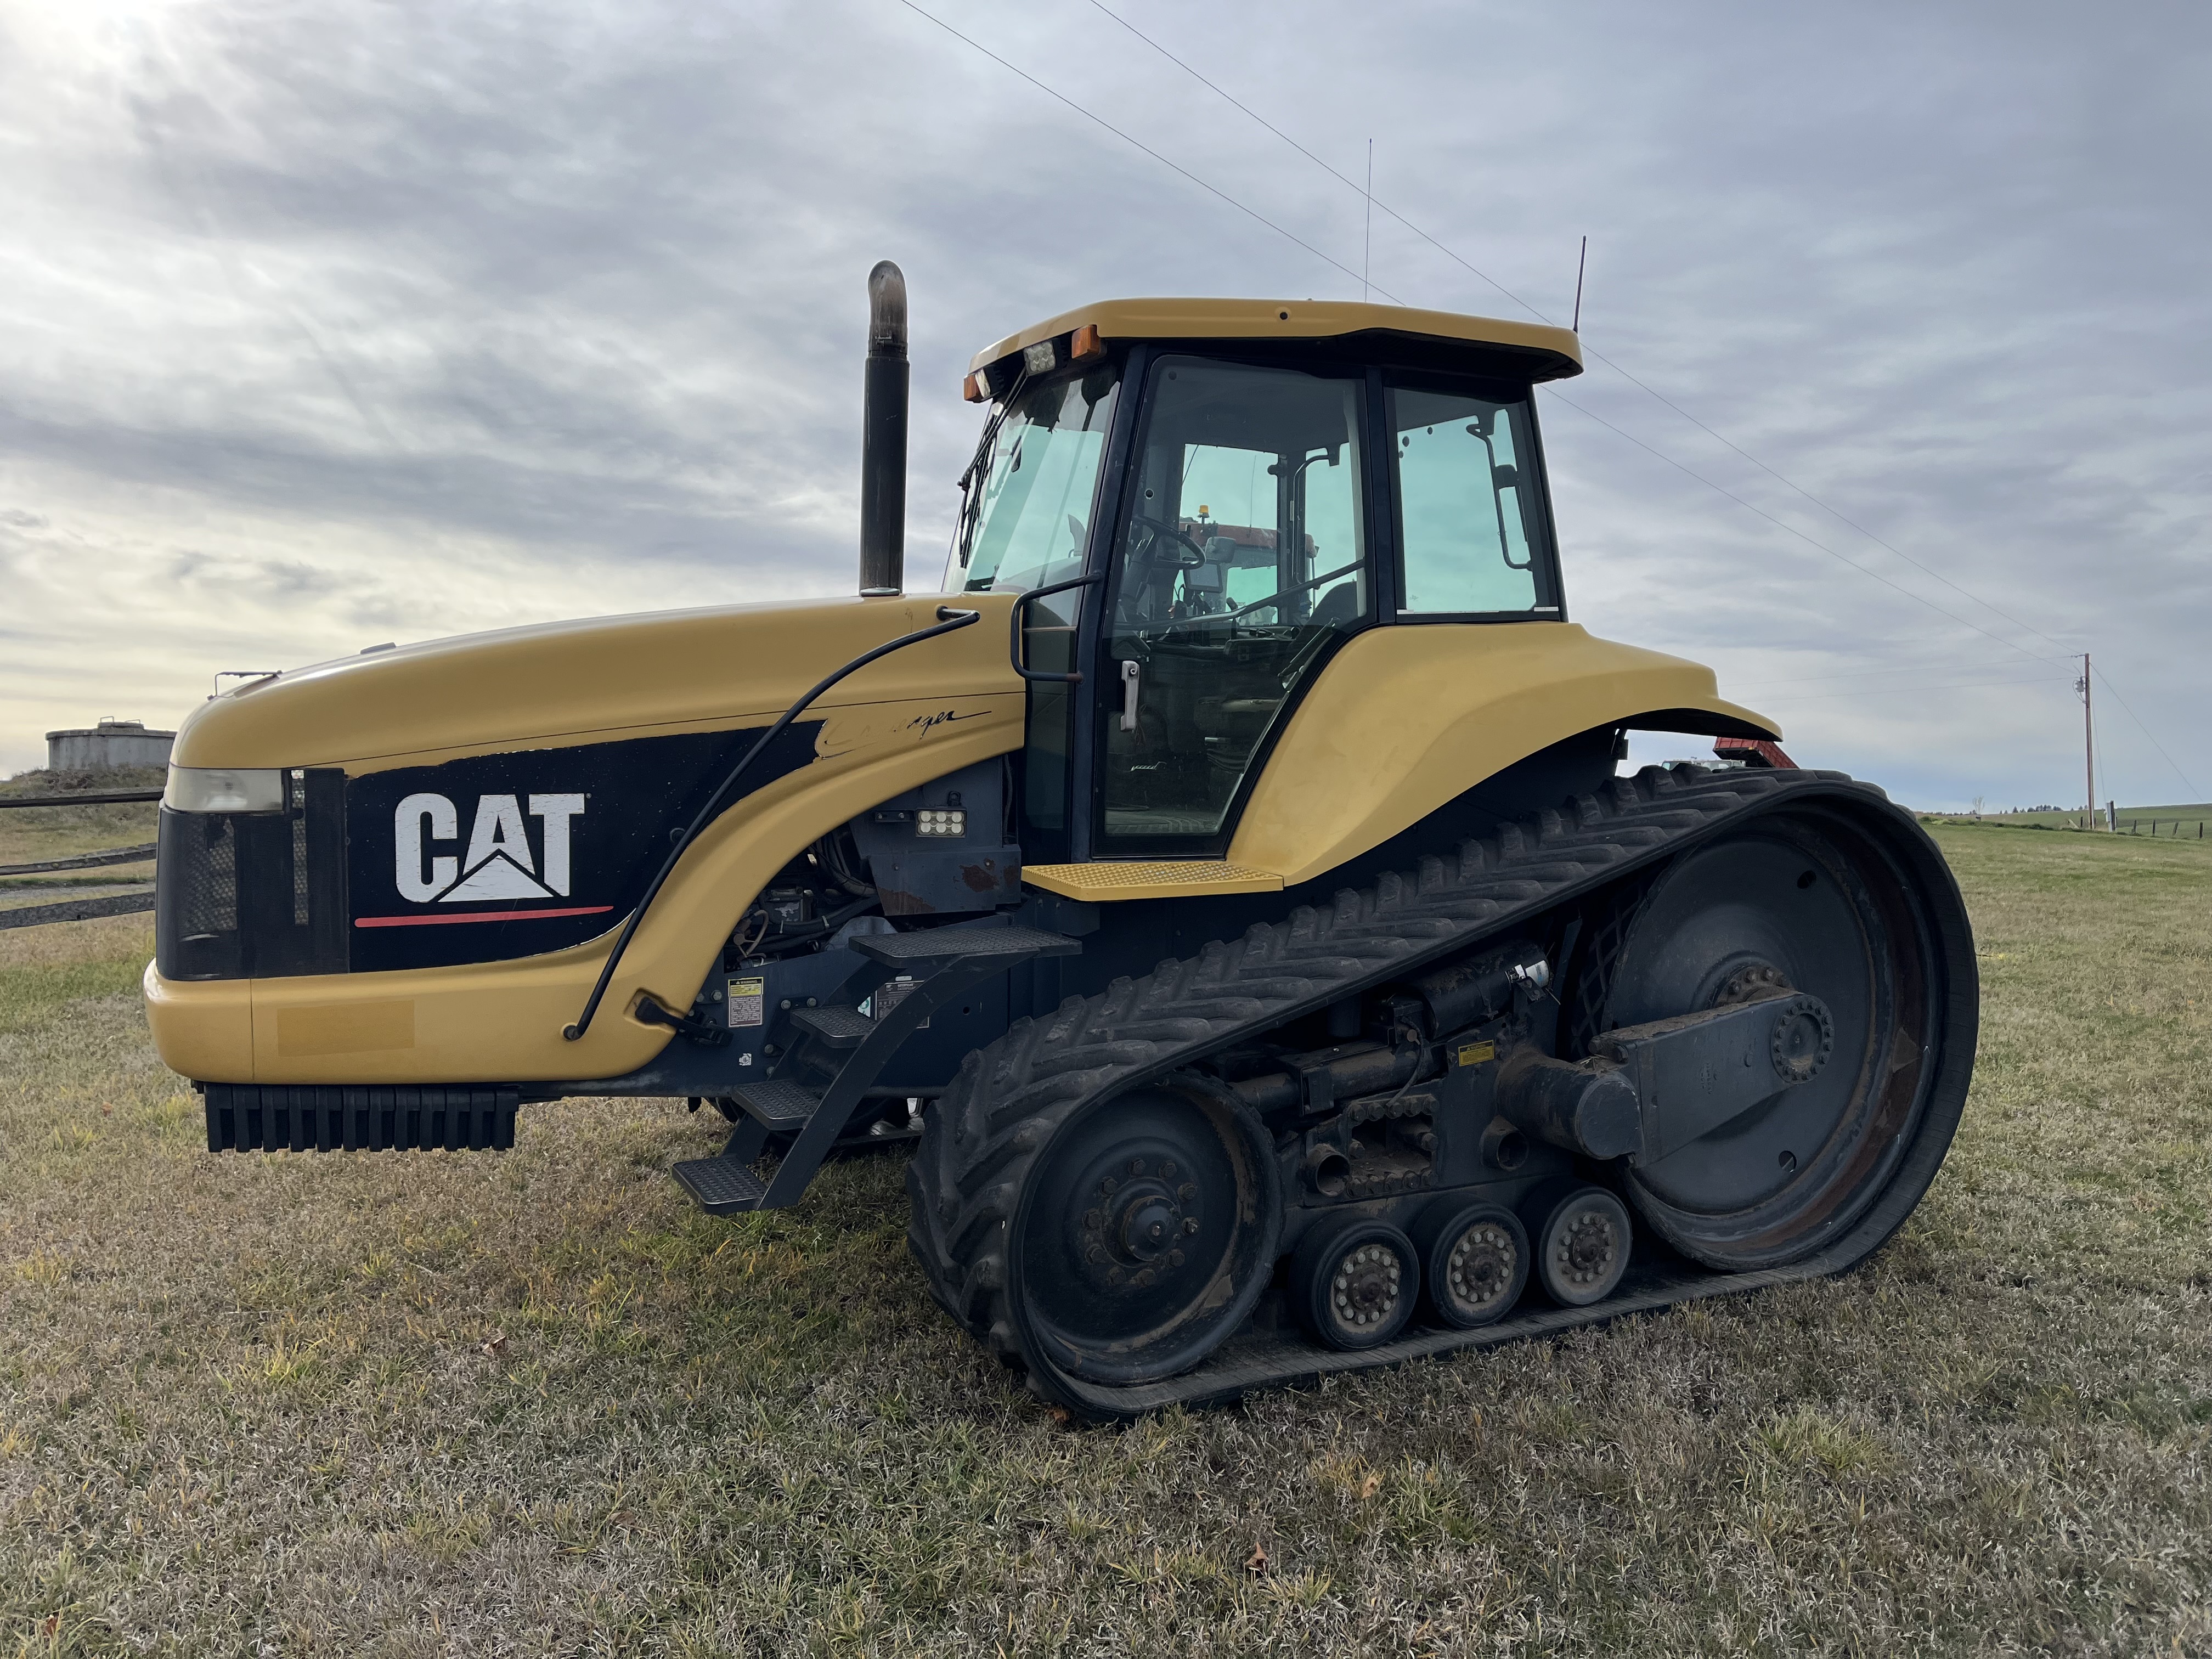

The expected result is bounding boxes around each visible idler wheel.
[1009,1084,1279,1386]
[1530,1186,1632,1308]
[1415,1200,1529,1329]
[1292,1216,1419,1350]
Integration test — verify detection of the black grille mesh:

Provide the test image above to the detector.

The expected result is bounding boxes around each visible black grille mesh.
[155,769,347,981]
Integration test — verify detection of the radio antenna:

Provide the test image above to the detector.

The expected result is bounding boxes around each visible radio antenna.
[1572,235,1588,332]
[1362,139,1374,302]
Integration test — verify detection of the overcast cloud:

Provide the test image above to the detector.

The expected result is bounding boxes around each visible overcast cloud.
[2,0,2206,810]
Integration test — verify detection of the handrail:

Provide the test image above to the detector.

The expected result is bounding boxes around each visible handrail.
[563,605,982,1043]
[1009,572,1103,684]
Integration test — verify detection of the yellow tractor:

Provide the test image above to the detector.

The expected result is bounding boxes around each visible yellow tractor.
[145,265,1976,1414]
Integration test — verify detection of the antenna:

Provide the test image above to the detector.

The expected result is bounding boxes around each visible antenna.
[1572,235,1588,333]
[1362,139,1373,302]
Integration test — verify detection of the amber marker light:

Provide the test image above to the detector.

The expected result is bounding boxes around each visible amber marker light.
[962,371,988,403]
[1069,323,1105,362]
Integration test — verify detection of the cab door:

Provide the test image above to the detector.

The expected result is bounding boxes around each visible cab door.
[1091,355,1378,859]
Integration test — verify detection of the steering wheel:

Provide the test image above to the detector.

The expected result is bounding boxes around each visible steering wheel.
[1127,513,1211,571]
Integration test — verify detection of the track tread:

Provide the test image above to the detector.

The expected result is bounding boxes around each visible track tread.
[906,764,1893,1375]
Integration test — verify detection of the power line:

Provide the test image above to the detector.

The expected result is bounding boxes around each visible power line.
[922,0,2064,675]
[1726,653,2073,691]
[928,1,2194,785]
[2091,664,2204,799]
[1541,390,2070,668]
[896,0,1402,304]
[1752,673,2075,706]
[1082,0,2084,663]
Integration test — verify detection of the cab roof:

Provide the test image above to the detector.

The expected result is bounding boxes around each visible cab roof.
[967,297,1583,387]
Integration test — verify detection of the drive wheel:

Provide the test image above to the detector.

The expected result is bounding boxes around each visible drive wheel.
[1005,1084,1281,1386]
[1578,808,1957,1271]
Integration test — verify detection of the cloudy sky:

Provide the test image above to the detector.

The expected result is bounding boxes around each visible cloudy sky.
[2,0,2206,810]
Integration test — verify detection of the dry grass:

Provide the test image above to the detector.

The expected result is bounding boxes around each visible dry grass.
[1,828,2207,1656]
[0,770,160,870]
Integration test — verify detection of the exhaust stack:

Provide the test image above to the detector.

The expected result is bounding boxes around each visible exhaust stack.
[859,260,909,596]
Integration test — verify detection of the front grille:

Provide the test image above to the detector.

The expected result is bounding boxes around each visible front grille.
[204,1084,519,1152]
[159,814,240,977]
[156,770,348,981]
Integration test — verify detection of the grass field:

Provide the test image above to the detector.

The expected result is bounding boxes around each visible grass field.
[0,771,160,919]
[2,826,2208,1655]
[1922,803,2212,838]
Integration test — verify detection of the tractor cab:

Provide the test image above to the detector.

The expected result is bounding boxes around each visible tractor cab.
[947,300,1582,864]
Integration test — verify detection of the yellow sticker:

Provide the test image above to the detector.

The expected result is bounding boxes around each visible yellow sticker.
[1455,1040,1497,1067]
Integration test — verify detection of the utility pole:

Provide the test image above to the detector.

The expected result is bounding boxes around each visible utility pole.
[2077,652,2096,830]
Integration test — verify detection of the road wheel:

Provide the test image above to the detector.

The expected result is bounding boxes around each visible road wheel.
[1530,1185,1632,1307]
[1416,1200,1529,1329]
[1292,1215,1419,1350]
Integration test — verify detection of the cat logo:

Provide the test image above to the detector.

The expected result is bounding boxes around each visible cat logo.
[394,793,585,904]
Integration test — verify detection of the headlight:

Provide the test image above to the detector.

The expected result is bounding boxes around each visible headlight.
[163,766,286,815]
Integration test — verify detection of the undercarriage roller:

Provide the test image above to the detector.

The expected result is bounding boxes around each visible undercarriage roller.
[1415,1199,1530,1328]
[1527,1184,1633,1307]
[1291,1215,1419,1350]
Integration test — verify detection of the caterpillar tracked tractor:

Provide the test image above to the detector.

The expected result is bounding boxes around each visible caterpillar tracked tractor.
[144,265,1976,1417]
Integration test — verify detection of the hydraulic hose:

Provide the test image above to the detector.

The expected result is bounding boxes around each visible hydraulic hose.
[563,605,981,1041]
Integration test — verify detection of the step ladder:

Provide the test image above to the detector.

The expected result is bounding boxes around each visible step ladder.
[672,925,1081,1215]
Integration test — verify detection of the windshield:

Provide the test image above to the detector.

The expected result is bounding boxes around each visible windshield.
[955,367,1119,593]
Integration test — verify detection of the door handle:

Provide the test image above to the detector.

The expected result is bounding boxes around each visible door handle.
[1119,659,1141,732]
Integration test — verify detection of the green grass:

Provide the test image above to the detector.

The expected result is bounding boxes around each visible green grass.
[1,828,2208,1655]
[1927,801,2212,837]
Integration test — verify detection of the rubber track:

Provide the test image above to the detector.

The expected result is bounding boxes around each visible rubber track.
[906,763,1906,1407]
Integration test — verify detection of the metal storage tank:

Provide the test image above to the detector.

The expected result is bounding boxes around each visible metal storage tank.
[46,719,177,772]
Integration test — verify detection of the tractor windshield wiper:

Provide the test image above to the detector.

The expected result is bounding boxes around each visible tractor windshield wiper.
[950,365,1032,577]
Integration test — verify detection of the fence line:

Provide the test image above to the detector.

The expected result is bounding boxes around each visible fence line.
[0,788,161,930]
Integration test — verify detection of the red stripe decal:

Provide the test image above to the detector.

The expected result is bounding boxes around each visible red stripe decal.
[354,905,615,929]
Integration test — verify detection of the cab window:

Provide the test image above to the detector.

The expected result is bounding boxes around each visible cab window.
[1390,385,1556,616]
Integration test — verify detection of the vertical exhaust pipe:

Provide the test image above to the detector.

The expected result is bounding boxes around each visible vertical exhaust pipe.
[859,260,909,596]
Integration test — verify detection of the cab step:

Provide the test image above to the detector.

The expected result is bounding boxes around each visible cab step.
[787,1005,873,1048]
[671,1155,769,1215]
[728,1077,821,1128]
[670,922,1082,1217]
